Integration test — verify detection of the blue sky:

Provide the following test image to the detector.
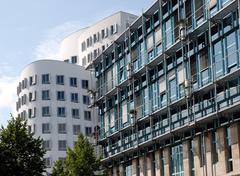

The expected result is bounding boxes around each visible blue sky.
[0,0,156,126]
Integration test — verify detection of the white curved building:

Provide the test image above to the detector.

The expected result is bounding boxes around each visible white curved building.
[60,11,138,67]
[16,11,138,175]
[16,60,96,174]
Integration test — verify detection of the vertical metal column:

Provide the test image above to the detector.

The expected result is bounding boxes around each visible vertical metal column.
[142,10,147,66]
[207,0,218,115]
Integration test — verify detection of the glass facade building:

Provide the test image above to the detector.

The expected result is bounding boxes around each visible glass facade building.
[88,0,240,175]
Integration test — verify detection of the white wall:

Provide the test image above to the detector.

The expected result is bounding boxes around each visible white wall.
[59,11,138,67]
[16,60,97,174]
[59,28,88,63]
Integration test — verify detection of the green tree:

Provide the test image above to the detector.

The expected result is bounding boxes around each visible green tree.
[52,160,65,176]
[52,133,103,176]
[0,116,45,176]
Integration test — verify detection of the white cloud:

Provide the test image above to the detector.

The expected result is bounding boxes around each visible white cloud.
[0,74,18,126]
[33,21,83,61]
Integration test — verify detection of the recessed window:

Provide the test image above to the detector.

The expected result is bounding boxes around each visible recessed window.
[42,106,50,117]
[21,110,27,119]
[110,25,114,35]
[42,90,50,100]
[21,80,25,89]
[58,123,67,134]
[82,80,89,89]
[83,95,90,105]
[71,56,77,64]
[81,42,86,52]
[87,53,92,62]
[43,140,51,151]
[87,38,90,47]
[56,75,64,85]
[42,74,50,84]
[70,77,77,87]
[71,93,79,103]
[22,94,27,105]
[85,127,92,136]
[72,109,79,119]
[82,57,86,66]
[58,140,67,151]
[105,28,108,38]
[101,29,105,39]
[44,158,52,168]
[73,125,81,135]
[93,34,97,43]
[57,91,65,101]
[84,111,91,121]
[42,123,51,134]
[110,24,118,34]
[28,108,36,118]
[93,49,98,59]
[102,45,105,51]
[29,75,37,86]
[29,91,37,102]
[57,107,66,117]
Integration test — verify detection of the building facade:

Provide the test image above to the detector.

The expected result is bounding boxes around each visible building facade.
[16,60,96,174]
[88,0,240,175]
[60,11,138,67]
[15,12,138,174]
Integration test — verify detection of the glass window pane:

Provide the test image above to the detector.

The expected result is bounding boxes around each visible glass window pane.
[226,32,237,68]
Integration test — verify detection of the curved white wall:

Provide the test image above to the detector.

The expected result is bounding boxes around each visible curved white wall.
[16,60,97,174]
[59,28,88,63]
[59,11,138,67]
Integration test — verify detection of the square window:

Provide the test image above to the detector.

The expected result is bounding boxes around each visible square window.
[83,95,90,105]
[73,125,81,135]
[42,106,50,117]
[58,140,67,151]
[85,127,92,136]
[72,109,80,119]
[71,56,77,64]
[70,77,77,87]
[44,158,52,168]
[43,140,51,151]
[57,91,65,101]
[84,111,91,121]
[42,90,50,100]
[71,93,79,103]
[42,123,50,134]
[57,107,66,117]
[42,74,50,84]
[82,80,89,89]
[58,123,67,134]
[56,75,64,85]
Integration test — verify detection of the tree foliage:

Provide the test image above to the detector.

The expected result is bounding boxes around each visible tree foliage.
[52,160,65,176]
[0,116,45,176]
[52,133,104,176]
